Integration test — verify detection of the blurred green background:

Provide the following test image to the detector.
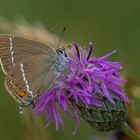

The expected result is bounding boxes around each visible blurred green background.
[0,0,140,140]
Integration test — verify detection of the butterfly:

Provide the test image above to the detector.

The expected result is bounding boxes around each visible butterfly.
[0,34,68,112]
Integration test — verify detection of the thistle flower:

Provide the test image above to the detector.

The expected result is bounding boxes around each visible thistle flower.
[33,42,140,139]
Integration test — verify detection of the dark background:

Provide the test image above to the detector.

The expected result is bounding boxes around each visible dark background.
[0,0,140,140]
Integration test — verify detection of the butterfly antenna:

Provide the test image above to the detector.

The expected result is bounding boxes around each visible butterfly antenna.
[57,27,66,48]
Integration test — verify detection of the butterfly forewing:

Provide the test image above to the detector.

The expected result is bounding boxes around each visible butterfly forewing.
[0,34,57,104]
[0,35,56,74]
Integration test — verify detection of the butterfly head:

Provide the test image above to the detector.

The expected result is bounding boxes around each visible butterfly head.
[56,48,67,57]
[54,48,69,77]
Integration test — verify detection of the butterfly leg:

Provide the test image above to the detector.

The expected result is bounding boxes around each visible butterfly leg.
[19,102,30,114]
[19,104,24,114]
[64,56,72,64]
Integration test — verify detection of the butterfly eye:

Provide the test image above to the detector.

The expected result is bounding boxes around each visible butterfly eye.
[59,50,64,53]
[57,48,65,54]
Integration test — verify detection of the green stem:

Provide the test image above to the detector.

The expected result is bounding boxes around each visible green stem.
[119,122,140,140]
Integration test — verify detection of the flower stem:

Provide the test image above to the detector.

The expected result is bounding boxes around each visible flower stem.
[119,122,140,140]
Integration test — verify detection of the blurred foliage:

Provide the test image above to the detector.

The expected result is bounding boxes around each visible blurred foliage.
[0,0,140,140]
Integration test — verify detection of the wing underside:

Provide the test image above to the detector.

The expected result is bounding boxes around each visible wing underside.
[0,35,56,103]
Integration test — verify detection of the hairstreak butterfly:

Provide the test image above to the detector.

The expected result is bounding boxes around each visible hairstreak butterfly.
[0,32,68,113]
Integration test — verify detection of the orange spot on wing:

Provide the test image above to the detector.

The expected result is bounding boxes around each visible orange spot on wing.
[10,81,28,99]
[15,87,28,98]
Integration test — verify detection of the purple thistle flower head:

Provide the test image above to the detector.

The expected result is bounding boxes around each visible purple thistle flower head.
[33,42,129,133]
